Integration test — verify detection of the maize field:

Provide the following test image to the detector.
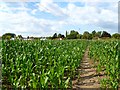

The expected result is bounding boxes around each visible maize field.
[1,39,120,89]
[2,40,88,88]
[89,40,120,88]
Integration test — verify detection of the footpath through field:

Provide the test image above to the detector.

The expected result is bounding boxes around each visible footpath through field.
[72,47,105,89]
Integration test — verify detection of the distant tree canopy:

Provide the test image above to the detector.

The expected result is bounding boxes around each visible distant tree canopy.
[92,30,96,37]
[52,33,65,39]
[95,31,102,38]
[66,30,79,39]
[76,34,82,39]
[112,33,120,39]
[17,35,23,39]
[82,31,90,39]
[66,31,68,37]
[58,33,62,38]
[52,33,57,39]
[46,30,119,40]
[26,36,29,39]
[92,30,96,34]
[66,30,101,40]
[65,30,114,40]
[101,31,111,38]
[2,30,119,40]
[2,33,16,40]
[58,33,65,38]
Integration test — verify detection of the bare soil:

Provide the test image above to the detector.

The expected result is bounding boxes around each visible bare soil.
[72,47,106,89]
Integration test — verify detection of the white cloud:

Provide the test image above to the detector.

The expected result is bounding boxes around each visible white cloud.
[0,7,62,37]
[62,0,119,2]
[31,9,37,15]
[0,1,118,37]
[60,2,118,33]
[38,0,67,17]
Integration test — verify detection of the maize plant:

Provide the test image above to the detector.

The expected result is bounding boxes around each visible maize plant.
[0,40,2,88]
[89,40,120,89]
[2,39,88,89]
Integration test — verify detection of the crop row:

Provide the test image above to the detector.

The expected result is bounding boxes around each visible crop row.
[2,40,88,88]
[89,40,119,89]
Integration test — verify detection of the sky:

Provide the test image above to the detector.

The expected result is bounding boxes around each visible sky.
[0,0,119,37]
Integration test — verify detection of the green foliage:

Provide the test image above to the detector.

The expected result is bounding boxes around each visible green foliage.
[82,31,92,39]
[89,40,119,88]
[2,40,88,88]
[76,34,82,39]
[58,33,62,38]
[95,31,102,38]
[112,33,120,39]
[47,36,52,39]
[2,33,16,40]
[58,34,65,38]
[52,33,57,39]
[101,31,111,38]
[17,35,23,40]
[66,30,79,39]
[66,31,68,37]
[92,30,96,37]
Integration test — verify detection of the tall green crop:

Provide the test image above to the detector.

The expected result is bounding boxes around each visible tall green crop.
[89,40,119,89]
[0,40,2,88]
[2,39,88,88]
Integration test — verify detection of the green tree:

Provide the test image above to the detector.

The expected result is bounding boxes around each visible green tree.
[27,36,29,39]
[58,33,62,38]
[52,33,57,39]
[92,30,96,38]
[112,33,120,39]
[2,33,16,40]
[17,35,23,39]
[101,31,111,38]
[95,31,102,38]
[76,34,80,39]
[47,36,52,39]
[89,34,93,39]
[61,35,65,38]
[76,34,82,39]
[66,31,68,37]
[58,33,65,38]
[67,30,79,39]
[82,31,90,39]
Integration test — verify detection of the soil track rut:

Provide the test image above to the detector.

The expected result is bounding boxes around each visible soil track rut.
[72,47,105,89]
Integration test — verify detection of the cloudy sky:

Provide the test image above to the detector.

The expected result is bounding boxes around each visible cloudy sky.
[0,0,119,37]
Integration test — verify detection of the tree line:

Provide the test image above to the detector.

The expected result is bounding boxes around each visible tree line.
[1,30,120,40]
[51,30,120,39]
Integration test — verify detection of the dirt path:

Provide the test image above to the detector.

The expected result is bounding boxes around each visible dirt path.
[72,47,105,89]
